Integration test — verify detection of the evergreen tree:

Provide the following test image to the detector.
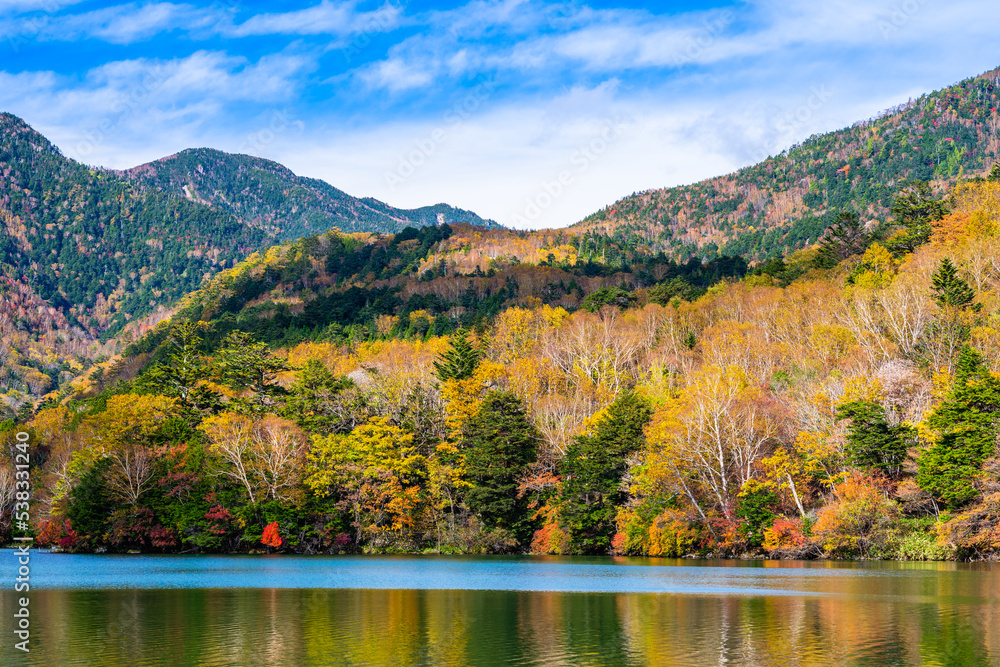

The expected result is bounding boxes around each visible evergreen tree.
[886,180,949,253]
[138,322,212,408]
[462,391,540,545]
[557,391,652,554]
[836,400,913,478]
[433,329,480,381]
[917,347,1000,508]
[813,212,870,268]
[282,358,353,434]
[930,258,978,310]
[213,331,290,412]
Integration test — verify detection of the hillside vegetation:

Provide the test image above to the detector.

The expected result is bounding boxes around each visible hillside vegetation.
[0,114,493,415]
[578,67,1000,260]
[6,174,1000,561]
[121,148,495,242]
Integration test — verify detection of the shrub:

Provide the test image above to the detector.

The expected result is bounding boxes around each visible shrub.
[763,516,807,554]
[938,492,1000,559]
[812,474,901,558]
[647,509,697,557]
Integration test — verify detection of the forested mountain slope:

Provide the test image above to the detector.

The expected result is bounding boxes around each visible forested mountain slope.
[120,148,495,241]
[577,67,1000,259]
[8,176,1000,563]
[0,114,496,415]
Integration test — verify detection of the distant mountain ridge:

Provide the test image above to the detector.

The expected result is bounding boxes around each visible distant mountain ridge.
[576,66,1000,260]
[0,113,494,415]
[118,148,496,242]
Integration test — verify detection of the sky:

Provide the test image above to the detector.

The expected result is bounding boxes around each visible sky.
[2,1,1000,229]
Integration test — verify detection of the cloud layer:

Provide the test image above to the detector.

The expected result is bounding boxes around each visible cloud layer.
[3,0,1000,228]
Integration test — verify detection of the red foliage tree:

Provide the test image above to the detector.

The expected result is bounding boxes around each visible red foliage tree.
[261,521,283,548]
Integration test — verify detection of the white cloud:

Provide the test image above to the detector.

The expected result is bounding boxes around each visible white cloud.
[226,0,404,38]
[3,0,1000,230]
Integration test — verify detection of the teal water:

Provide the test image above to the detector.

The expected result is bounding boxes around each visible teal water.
[2,552,999,666]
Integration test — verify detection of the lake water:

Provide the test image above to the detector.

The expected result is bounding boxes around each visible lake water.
[2,551,999,666]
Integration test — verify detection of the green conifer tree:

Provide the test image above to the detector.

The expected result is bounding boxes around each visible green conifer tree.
[433,329,480,381]
[462,391,540,546]
[930,258,978,310]
[557,391,652,554]
[917,347,1000,508]
[836,400,913,478]
[886,180,949,253]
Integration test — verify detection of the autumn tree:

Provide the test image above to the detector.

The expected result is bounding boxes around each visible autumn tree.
[461,391,540,546]
[199,413,306,504]
[557,391,651,554]
[306,417,426,548]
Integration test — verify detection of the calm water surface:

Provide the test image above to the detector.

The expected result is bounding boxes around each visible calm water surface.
[2,551,998,666]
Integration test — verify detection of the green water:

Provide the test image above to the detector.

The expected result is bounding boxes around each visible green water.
[2,553,998,666]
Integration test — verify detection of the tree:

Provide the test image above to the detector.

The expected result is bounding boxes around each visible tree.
[835,400,913,479]
[886,180,949,253]
[813,212,870,268]
[433,329,480,381]
[812,473,900,558]
[580,286,636,312]
[557,391,652,554]
[105,445,156,505]
[199,413,307,504]
[138,321,212,409]
[306,417,426,548]
[930,258,977,310]
[213,331,290,412]
[917,347,1000,509]
[282,358,353,433]
[461,391,540,546]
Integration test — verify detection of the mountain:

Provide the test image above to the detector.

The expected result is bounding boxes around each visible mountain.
[575,67,1000,259]
[0,113,494,415]
[119,148,496,242]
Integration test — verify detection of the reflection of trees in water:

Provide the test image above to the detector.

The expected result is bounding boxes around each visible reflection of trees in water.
[6,581,999,666]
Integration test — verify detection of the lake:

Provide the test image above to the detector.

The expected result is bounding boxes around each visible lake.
[2,552,998,666]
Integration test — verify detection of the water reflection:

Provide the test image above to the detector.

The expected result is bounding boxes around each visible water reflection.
[1,557,998,666]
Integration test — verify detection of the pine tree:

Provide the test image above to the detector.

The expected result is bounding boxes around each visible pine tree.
[917,347,1000,508]
[557,391,652,554]
[887,180,949,252]
[814,212,870,268]
[930,258,977,310]
[836,400,913,479]
[462,391,540,546]
[282,358,353,433]
[433,329,480,381]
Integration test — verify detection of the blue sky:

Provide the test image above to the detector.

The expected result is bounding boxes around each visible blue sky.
[3,0,1000,229]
